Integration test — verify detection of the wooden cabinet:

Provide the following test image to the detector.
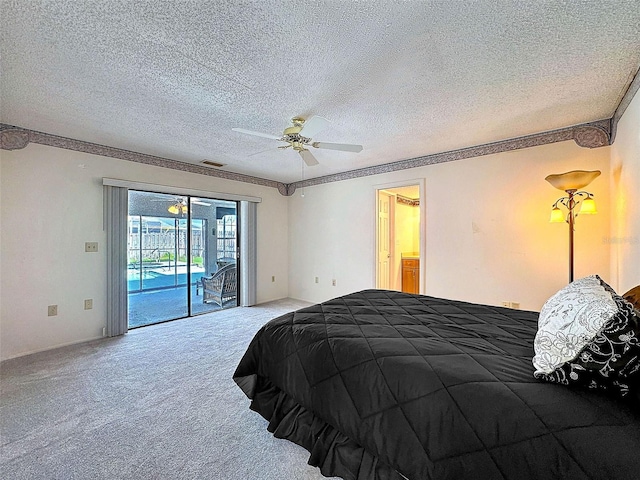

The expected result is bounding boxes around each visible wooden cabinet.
[401,258,419,294]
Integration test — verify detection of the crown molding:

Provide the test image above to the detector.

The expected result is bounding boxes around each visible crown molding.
[1,118,612,197]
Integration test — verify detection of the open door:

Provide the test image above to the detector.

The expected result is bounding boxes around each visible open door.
[376,185,421,292]
[376,191,393,289]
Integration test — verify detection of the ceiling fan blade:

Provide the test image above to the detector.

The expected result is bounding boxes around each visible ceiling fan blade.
[151,195,179,201]
[299,149,319,166]
[299,116,330,138]
[232,128,281,141]
[311,141,363,153]
[247,146,280,157]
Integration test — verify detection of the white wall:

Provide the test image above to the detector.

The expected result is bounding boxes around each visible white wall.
[5,101,638,361]
[0,144,289,360]
[288,140,611,311]
[611,90,640,294]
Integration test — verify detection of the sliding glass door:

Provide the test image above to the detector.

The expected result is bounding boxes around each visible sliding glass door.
[127,190,238,328]
[189,197,238,316]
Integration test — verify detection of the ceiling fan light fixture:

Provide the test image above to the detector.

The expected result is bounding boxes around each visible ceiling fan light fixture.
[168,202,188,215]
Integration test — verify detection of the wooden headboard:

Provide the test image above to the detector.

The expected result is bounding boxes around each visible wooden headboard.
[623,285,640,310]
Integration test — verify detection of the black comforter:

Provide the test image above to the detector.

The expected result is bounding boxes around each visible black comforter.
[234,290,640,480]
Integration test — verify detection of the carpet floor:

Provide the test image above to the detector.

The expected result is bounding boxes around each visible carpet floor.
[1,299,340,480]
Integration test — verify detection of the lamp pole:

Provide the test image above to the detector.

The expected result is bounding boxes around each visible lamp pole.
[546,170,600,285]
[567,189,576,283]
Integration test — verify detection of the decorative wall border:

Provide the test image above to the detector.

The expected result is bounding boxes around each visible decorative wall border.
[0,124,285,192]
[285,119,611,195]
[611,65,640,143]
[397,195,420,207]
[3,61,639,198]
[0,118,614,198]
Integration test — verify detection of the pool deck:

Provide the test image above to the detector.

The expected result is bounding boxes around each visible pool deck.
[128,285,230,328]
[127,263,234,328]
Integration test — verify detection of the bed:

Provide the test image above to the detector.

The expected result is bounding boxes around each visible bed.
[234,284,640,479]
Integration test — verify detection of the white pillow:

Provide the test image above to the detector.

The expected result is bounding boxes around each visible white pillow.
[532,275,618,375]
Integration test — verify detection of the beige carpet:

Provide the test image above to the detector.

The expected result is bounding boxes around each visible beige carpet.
[1,299,340,480]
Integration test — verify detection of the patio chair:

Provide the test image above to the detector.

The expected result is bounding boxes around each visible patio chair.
[201,263,237,307]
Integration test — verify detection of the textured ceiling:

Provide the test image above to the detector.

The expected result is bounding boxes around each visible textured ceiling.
[1,1,639,184]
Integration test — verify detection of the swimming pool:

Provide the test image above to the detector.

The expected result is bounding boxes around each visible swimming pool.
[127,264,206,292]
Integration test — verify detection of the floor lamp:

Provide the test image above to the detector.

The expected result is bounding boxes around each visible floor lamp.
[546,170,600,283]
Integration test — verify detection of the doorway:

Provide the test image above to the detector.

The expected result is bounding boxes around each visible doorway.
[376,184,421,293]
[127,190,238,328]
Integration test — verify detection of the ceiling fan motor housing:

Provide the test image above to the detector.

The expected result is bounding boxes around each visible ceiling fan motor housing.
[283,132,311,151]
[283,117,310,149]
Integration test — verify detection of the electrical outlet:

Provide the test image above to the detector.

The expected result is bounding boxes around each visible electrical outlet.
[332,279,337,286]
[271,275,275,282]
[315,276,319,283]
[501,301,520,309]
[48,305,58,316]
[84,299,93,310]
[85,242,98,252]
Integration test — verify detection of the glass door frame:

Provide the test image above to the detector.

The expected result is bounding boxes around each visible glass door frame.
[189,197,240,316]
[126,189,239,329]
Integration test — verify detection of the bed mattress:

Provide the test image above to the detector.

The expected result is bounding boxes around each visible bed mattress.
[234,289,640,479]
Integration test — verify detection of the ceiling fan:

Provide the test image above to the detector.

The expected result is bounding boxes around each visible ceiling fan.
[232,116,363,166]
[152,196,211,215]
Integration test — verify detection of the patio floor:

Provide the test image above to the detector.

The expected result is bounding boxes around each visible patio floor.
[128,285,232,328]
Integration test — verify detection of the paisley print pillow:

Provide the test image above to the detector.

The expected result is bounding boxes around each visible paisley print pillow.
[533,276,640,397]
[532,275,617,375]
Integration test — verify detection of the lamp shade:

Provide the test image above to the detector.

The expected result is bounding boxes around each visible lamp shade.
[549,207,565,223]
[579,196,597,215]
[545,170,601,191]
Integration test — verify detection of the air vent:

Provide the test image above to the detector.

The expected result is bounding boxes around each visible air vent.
[201,160,225,168]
